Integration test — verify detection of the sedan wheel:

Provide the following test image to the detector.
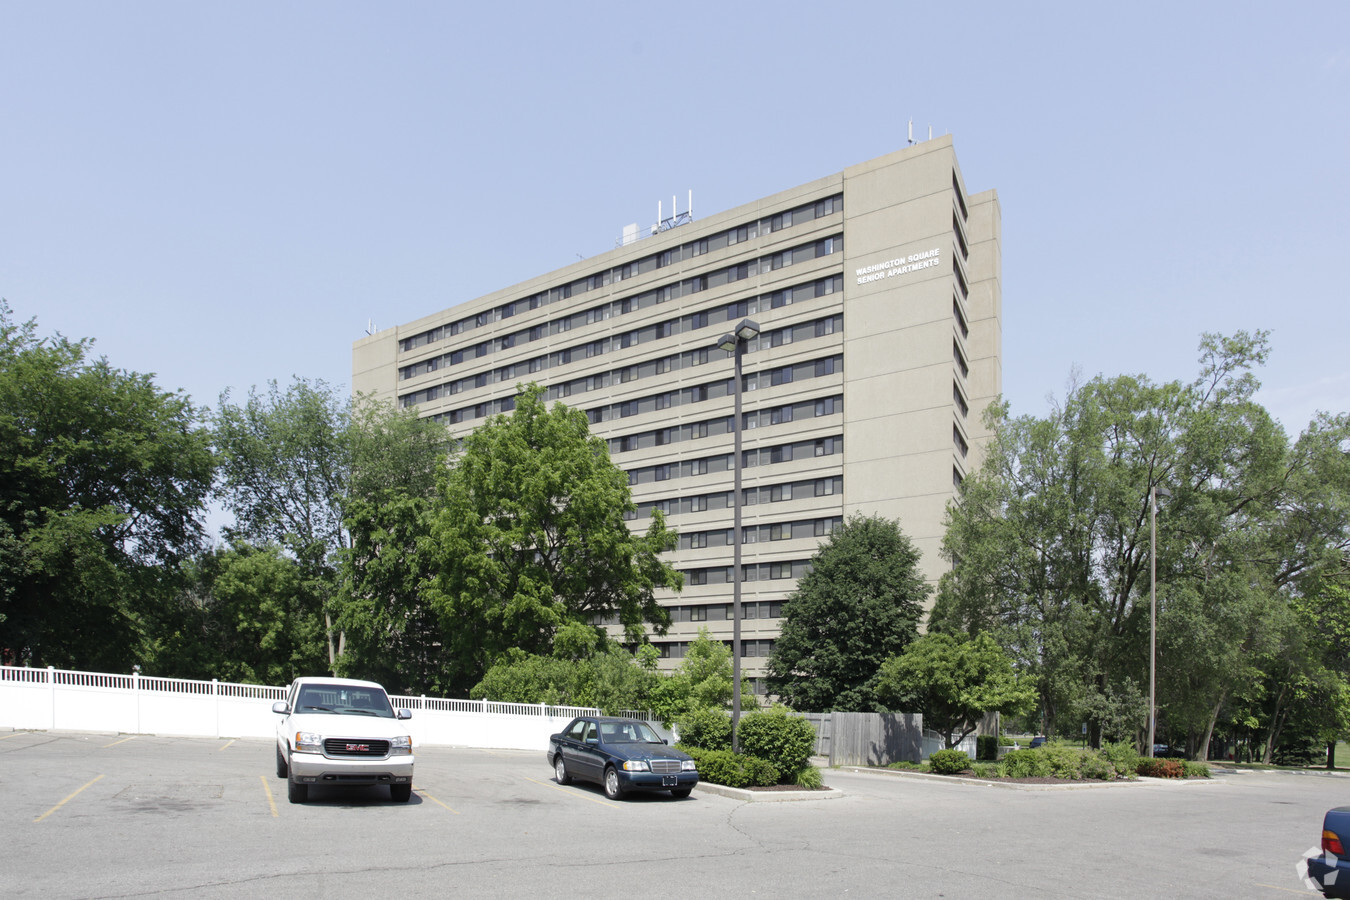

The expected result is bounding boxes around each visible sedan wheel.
[670,787,692,799]
[603,766,625,800]
[554,755,571,785]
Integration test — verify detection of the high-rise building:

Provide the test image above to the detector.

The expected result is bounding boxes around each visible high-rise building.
[353,137,1000,690]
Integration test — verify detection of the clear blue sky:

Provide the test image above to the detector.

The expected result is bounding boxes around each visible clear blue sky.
[4,2,1347,435]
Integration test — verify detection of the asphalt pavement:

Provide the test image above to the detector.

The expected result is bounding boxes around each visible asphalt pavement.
[1,729,1338,898]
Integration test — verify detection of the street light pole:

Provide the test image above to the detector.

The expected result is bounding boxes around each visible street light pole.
[717,319,759,753]
[1148,484,1170,758]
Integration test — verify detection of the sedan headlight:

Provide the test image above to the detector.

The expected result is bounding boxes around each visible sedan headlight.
[622,760,650,772]
[390,735,413,755]
[681,759,697,772]
[294,731,323,753]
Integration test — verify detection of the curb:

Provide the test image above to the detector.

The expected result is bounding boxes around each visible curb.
[835,765,1227,791]
[694,782,845,802]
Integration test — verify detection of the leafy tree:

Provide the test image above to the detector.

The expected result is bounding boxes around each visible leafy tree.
[648,627,755,724]
[766,515,929,712]
[470,642,661,714]
[148,543,327,684]
[216,380,448,675]
[332,402,450,693]
[931,332,1350,756]
[214,379,353,668]
[0,303,214,670]
[424,385,681,695]
[874,632,1037,748]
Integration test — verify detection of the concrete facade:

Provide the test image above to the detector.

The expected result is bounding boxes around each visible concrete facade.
[353,137,1000,689]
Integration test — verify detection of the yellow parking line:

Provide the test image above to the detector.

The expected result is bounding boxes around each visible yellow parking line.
[102,736,136,749]
[35,774,104,822]
[523,775,619,808]
[259,776,278,817]
[220,739,236,751]
[416,788,460,814]
[1,732,27,740]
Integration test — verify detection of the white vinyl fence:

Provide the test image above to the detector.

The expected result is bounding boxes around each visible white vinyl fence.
[0,665,663,751]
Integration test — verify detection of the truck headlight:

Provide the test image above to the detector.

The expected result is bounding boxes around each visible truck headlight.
[295,732,323,753]
[622,760,650,772]
[390,735,412,755]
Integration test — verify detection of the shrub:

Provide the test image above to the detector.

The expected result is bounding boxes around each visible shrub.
[675,705,732,751]
[737,707,817,778]
[998,735,1016,746]
[1182,760,1211,779]
[887,760,923,770]
[1136,757,1184,778]
[1041,743,1084,779]
[929,749,971,775]
[977,735,999,761]
[686,748,779,788]
[789,765,824,790]
[740,755,780,787]
[971,762,1000,779]
[1079,753,1113,781]
[1000,748,1051,778]
[1099,742,1140,780]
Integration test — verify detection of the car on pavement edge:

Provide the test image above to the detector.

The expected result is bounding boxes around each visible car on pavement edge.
[547,715,698,800]
[273,676,414,803]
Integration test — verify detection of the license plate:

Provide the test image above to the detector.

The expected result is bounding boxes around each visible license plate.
[662,775,678,786]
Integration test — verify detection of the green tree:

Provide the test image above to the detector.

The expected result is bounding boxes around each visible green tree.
[932,332,1349,756]
[216,380,448,676]
[766,515,929,712]
[0,303,214,670]
[155,543,327,685]
[331,399,450,693]
[214,379,353,668]
[874,632,1037,748]
[424,385,681,695]
[470,641,661,714]
[648,627,755,724]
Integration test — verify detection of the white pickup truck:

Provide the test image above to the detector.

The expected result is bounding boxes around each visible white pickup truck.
[272,677,415,803]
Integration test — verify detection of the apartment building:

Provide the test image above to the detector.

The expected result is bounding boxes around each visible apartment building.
[352,136,1001,689]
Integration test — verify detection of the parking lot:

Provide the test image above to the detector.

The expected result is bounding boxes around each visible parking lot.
[2,729,1338,898]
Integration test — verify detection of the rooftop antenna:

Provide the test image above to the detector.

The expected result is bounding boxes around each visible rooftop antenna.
[908,119,914,145]
[365,318,376,336]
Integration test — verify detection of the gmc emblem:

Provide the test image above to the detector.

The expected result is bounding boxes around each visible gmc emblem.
[346,743,370,752]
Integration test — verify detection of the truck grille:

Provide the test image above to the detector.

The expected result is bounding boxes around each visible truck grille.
[649,759,682,775]
[324,738,389,757]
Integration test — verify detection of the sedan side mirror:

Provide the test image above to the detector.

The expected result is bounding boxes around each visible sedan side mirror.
[271,701,289,715]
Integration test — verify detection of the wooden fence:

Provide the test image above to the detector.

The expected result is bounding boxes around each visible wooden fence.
[800,711,925,766]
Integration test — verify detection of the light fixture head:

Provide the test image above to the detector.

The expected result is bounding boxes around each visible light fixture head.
[735,318,760,341]
[716,333,737,353]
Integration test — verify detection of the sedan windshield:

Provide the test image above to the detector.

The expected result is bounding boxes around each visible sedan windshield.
[600,722,662,743]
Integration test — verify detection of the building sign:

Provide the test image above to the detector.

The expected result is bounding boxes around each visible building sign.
[855,248,941,285]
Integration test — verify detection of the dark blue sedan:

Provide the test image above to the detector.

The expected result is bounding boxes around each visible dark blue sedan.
[1308,807,1350,897]
[548,716,698,800]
